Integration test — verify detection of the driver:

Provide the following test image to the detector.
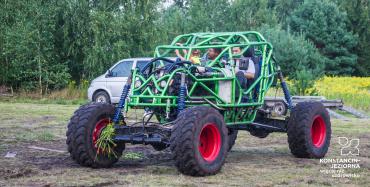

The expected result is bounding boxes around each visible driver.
[201,48,226,65]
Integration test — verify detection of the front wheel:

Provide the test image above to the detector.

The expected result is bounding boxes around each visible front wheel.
[170,106,228,176]
[287,102,331,158]
[66,103,124,168]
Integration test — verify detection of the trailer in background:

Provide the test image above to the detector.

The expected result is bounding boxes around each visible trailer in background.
[263,96,368,120]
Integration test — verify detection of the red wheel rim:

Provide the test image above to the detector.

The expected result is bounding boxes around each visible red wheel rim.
[311,115,326,148]
[92,118,110,148]
[198,123,221,162]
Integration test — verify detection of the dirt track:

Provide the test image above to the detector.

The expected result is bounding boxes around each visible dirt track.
[0,102,369,186]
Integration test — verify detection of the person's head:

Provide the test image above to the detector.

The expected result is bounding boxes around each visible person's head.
[207,48,222,60]
[191,49,200,57]
[243,46,255,57]
[232,47,241,55]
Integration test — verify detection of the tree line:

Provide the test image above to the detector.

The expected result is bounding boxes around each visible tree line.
[0,0,369,93]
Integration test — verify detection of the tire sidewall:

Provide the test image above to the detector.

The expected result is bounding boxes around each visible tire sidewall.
[83,104,123,165]
[305,106,331,157]
[288,102,332,158]
[193,110,228,173]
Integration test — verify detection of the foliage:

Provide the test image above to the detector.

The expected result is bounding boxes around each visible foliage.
[337,0,370,76]
[289,0,358,75]
[290,69,318,96]
[1,0,70,93]
[259,26,324,79]
[0,0,369,94]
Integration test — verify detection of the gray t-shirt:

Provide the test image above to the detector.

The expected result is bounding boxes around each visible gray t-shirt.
[235,58,255,74]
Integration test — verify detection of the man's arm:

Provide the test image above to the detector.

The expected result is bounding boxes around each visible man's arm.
[175,43,188,61]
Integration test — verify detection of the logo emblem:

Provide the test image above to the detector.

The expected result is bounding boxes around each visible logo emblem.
[338,137,359,156]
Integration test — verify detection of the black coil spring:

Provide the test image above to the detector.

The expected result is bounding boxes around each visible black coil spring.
[177,86,186,113]
[113,84,131,123]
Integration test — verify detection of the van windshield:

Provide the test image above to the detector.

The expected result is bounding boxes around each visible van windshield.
[111,61,133,77]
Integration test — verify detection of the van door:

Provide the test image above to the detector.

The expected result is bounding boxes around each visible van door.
[106,60,134,101]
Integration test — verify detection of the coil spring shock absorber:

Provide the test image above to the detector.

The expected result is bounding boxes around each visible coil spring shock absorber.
[112,75,132,123]
[177,73,186,113]
[277,67,292,109]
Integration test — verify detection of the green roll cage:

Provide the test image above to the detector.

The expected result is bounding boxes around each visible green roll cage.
[126,32,277,125]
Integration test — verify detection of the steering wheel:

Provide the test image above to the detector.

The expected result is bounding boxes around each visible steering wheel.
[140,57,176,75]
[140,57,192,76]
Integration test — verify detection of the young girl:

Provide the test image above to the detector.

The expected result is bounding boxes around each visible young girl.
[175,43,201,65]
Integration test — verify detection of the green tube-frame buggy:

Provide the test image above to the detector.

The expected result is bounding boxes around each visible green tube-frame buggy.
[66,32,331,176]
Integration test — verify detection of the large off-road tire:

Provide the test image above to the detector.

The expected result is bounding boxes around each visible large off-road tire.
[227,128,238,151]
[170,106,228,176]
[66,103,124,168]
[287,102,331,158]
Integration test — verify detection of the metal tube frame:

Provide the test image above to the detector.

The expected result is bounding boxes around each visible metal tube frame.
[126,32,278,126]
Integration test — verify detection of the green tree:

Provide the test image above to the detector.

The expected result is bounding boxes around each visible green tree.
[1,0,70,93]
[289,0,358,75]
[337,0,370,76]
[259,26,324,79]
[259,25,325,95]
[273,0,304,23]
[229,0,278,30]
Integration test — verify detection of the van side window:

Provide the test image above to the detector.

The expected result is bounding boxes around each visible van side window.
[111,61,133,77]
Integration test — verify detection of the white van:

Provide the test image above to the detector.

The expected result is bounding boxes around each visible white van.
[87,57,152,103]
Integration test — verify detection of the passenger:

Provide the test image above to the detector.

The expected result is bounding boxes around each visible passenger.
[233,46,255,89]
[175,43,201,65]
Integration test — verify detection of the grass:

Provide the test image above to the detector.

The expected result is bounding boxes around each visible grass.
[0,102,369,186]
[14,131,55,142]
[123,152,145,160]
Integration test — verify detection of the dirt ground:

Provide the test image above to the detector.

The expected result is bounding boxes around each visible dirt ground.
[0,102,369,186]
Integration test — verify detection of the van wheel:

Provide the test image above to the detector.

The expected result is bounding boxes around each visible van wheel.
[94,91,111,104]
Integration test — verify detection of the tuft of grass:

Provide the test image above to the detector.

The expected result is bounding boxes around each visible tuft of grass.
[95,123,118,158]
[36,131,55,142]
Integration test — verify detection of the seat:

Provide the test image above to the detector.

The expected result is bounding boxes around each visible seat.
[243,47,262,102]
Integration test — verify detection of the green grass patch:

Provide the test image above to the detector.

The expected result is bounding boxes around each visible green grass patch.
[15,131,55,142]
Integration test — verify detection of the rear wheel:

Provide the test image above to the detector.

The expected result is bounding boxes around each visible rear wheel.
[66,103,124,168]
[170,106,228,176]
[287,102,331,158]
